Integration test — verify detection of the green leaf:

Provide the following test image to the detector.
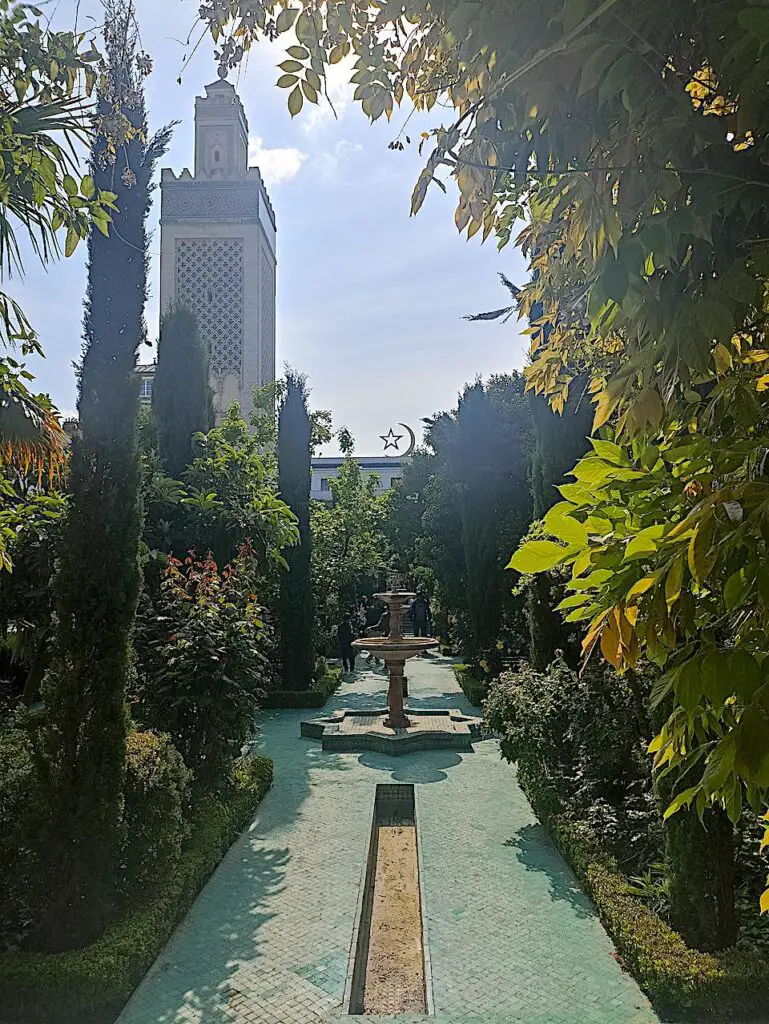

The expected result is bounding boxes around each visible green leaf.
[544,508,588,547]
[730,649,761,700]
[557,593,592,611]
[507,540,567,574]
[81,174,95,198]
[624,527,663,561]
[557,482,593,505]
[739,6,769,43]
[590,438,626,465]
[724,568,750,613]
[578,43,615,95]
[279,59,303,73]
[275,7,299,32]
[286,45,309,59]
[601,256,629,304]
[277,73,299,88]
[288,85,304,117]
[64,224,78,257]
[665,555,684,608]
[696,298,735,344]
[663,786,699,820]
[566,568,613,591]
[701,650,733,705]
[675,658,703,713]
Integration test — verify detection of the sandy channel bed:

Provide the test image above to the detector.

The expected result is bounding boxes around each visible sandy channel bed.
[362,824,426,1015]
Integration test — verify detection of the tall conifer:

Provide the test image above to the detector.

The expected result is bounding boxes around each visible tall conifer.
[43,4,171,945]
[277,372,314,690]
[153,306,213,478]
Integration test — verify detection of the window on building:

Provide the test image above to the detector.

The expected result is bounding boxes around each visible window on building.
[139,378,153,399]
[320,478,330,492]
[214,150,221,163]
[391,475,402,485]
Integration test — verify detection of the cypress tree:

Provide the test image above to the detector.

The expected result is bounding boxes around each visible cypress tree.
[42,5,171,947]
[277,372,314,690]
[153,306,213,478]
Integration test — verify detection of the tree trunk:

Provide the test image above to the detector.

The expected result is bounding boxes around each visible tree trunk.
[661,790,737,950]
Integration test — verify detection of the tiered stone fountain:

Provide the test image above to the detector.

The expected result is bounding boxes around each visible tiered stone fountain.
[352,586,437,728]
[300,576,482,755]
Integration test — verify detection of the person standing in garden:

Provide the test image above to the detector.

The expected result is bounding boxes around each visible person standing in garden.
[337,611,357,674]
[409,593,432,637]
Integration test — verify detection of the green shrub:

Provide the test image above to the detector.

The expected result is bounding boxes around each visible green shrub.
[134,551,273,790]
[484,655,660,869]
[0,708,48,952]
[545,814,768,1020]
[117,731,190,904]
[262,667,342,709]
[0,754,273,1024]
[452,663,488,707]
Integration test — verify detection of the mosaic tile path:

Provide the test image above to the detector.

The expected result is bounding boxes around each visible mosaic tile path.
[116,656,659,1024]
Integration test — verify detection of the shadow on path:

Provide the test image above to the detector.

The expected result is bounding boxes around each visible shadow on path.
[505,823,594,920]
[357,750,463,783]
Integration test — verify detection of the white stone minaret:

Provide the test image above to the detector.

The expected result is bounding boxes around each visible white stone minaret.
[160,79,277,421]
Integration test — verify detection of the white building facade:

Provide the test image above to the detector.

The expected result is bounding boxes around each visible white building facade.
[311,457,404,501]
[159,79,277,421]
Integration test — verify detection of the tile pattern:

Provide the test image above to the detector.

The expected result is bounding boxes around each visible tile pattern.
[117,657,659,1024]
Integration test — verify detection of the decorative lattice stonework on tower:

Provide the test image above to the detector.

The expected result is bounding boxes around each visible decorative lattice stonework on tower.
[159,79,277,421]
[176,238,244,379]
[260,258,276,384]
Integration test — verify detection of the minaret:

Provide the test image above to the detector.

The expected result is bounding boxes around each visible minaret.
[159,78,277,421]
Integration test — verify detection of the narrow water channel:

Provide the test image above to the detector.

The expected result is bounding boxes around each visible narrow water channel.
[349,785,427,1015]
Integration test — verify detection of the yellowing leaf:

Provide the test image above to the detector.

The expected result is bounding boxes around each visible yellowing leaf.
[600,616,622,669]
[713,342,733,375]
[761,887,769,915]
[687,515,715,583]
[626,575,656,602]
[665,556,684,609]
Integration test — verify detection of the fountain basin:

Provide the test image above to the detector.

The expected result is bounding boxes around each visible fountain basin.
[301,708,482,754]
[352,637,438,659]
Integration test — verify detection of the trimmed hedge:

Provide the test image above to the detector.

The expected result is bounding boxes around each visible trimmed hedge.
[262,667,342,709]
[452,663,488,707]
[540,809,768,1020]
[0,754,273,1024]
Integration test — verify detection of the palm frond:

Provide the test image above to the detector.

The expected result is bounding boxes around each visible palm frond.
[0,365,68,486]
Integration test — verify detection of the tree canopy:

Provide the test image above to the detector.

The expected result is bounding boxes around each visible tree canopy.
[199,0,769,902]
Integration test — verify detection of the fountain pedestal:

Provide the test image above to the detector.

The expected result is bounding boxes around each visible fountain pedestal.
[384,660,409,729]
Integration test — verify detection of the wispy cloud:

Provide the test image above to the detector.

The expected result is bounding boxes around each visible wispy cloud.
[313,139,363,179]
[301,57,355,132]
[248,136,307,186]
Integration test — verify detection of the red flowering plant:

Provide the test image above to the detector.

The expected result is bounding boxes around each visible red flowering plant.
[133,542,274,791]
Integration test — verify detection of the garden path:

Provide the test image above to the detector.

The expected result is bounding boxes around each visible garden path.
[116,655,659,1024]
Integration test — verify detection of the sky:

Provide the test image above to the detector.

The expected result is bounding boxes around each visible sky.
[15,0,529,455]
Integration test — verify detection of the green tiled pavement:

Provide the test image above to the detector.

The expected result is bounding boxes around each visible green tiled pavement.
[116,656,659,1024]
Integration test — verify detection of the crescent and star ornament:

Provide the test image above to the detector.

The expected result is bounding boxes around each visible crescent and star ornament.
[380,427,403,452]
[380,425,417,456]
[398,423,417,457]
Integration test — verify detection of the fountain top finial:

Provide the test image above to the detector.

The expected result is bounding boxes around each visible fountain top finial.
[388,572,409,592]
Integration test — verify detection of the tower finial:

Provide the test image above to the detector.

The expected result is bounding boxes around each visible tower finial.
[217,64,228,80]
